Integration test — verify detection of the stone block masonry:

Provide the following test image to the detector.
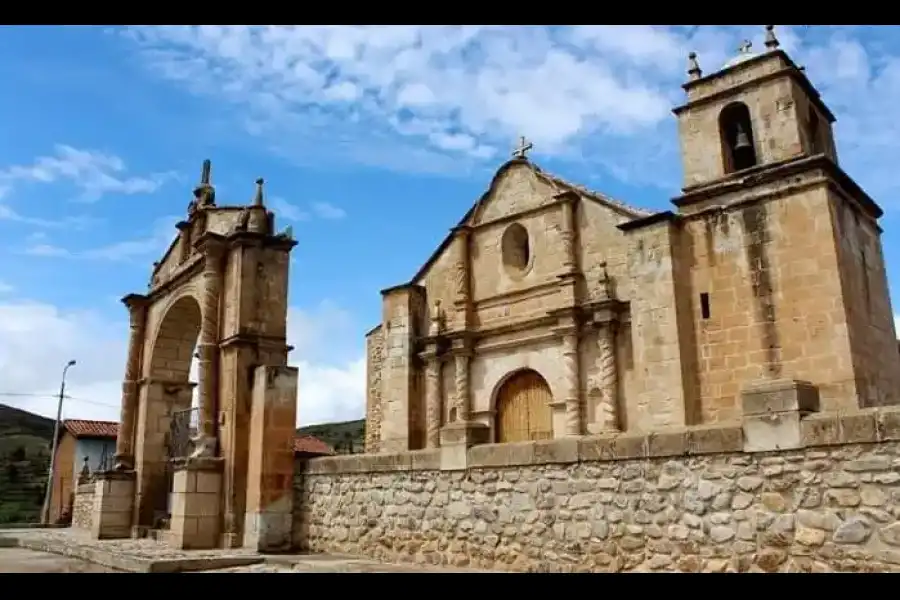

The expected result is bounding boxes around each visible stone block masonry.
[90,471,135,540]
[293,407,900,572]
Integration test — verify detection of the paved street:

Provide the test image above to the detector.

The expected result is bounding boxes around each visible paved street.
[0,546,487,573]
[0,547,115,573]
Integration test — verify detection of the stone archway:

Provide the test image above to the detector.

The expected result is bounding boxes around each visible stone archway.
[494,369,553,443]
[136,294,201,529]
[95,161,301,551]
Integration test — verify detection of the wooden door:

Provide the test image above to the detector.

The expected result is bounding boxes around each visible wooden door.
[496,370,553,443]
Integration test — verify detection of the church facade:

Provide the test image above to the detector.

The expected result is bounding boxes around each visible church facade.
[364,31,900,454]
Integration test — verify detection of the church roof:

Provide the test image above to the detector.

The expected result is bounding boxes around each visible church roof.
[407,159,655,286]
[722,51,758,70]
[529,162,654,219]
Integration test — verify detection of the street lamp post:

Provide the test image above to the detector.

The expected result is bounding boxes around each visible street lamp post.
[40,359,77,525]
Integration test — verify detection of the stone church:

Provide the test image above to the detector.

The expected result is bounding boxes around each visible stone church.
[364,27,900,455]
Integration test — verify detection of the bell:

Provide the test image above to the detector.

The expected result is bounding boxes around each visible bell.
[733,124,751,151]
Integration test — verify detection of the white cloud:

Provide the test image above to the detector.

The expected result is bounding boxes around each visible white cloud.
[0,297,364,429]
[269,197,346,222]
[269,196,309,222]
[23,243,70,258]
[0,202,98,231]
[120,25,900,198]
[311,201,346,220]
[0,144,176,203]
[19,215,179,262]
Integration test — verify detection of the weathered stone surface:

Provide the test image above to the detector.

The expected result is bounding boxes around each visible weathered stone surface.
[71,484,94,531]
[296,440,900,572]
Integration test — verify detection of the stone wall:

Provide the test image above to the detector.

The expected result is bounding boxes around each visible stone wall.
[365,326,384,453]
[294,407,900,572]
[71,483,94,531]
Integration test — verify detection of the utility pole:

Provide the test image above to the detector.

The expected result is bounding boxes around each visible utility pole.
[40,359,76,525]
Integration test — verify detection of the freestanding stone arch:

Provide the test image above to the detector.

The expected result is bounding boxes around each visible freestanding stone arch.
[93,160,300,551]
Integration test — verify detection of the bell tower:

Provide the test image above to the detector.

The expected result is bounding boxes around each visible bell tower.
[674,26,839,191]
[669,26,900,416]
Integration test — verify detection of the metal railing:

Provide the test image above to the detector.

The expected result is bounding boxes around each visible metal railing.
[168,407,199,461]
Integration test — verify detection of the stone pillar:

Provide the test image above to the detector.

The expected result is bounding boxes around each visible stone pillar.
[452,226,471,329]
[588,322,621,434]
[243,365,298,552]
[439,340,488,470]
[196,236,225,454]
[89,470,135,540]
[422,344,443,449]
[454,350,471,422]
[168,458,222,550]
[115,294,148,470]
[176,220,191,263]
[559,193,578,274]
[741,379,819,452]
[562,332,581,436]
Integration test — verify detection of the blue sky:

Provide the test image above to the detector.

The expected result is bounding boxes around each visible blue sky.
[1,25,899,426]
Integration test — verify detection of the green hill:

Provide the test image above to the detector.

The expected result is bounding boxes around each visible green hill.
[297,419,365,454]
[0,404,53,524]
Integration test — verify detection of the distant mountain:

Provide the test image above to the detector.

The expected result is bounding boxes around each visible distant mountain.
[297,419,365,454]
[0,404,54,524]
[0,403,54,451]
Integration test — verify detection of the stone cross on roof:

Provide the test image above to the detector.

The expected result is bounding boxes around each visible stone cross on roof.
[512,136,533,159]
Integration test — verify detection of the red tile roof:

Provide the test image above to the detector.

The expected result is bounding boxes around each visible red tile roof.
[62,419,334,456]
[294,435,334,455]
[63,419,119,439]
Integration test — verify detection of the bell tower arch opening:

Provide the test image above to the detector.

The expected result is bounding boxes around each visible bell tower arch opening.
[493,369,553,443]
[719,102,758,174]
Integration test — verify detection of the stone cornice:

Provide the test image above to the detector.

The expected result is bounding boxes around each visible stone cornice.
[300,406,900,475]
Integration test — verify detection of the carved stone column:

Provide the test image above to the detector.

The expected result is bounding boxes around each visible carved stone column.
[587,321,621,434]
[423,345,443,449]
[452,226,472,328]
[454,351,471,422]
[196,236,226,454]
[562,332,581,436]
[115,294,148,470]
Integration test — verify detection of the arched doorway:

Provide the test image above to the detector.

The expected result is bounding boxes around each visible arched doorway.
[495,369,553,443]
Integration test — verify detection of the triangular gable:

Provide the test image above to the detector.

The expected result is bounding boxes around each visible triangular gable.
[410,159,655,285]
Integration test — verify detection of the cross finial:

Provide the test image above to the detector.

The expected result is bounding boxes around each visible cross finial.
[764,25,780,50]
[199,159,211,185]
[687,52,702,80]
[738,40,753,54]
[512,136,533,160]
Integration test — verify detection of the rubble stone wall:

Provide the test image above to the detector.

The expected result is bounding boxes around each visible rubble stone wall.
[71,483,94,531]
[293,408,900,572]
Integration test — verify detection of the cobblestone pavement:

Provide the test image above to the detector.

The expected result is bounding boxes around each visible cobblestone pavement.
[0,548,116,573]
